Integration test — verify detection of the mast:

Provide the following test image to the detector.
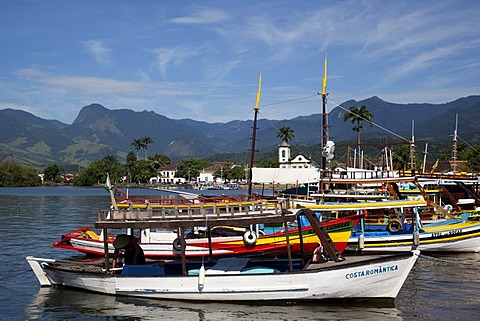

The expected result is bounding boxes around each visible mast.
[247,73,262,197]
[452,113,458,174]
[321,57,328,176]
[409,119,416,172]
[422,143,428,173]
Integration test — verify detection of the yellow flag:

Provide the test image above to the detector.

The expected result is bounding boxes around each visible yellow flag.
[321,58,327,96]
[254,73,262,111]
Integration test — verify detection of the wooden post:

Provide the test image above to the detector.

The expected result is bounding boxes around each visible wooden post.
[103,228,110,273]
[207,226,213,262]
[284,219,293,271]
[180,227,187,275]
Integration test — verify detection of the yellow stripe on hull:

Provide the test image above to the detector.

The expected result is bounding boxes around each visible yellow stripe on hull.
[303,200,426,210]
[421,222,480,233]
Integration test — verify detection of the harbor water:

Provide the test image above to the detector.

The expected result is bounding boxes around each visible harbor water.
[0,186,479,320]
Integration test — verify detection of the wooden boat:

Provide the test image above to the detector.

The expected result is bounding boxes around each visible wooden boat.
[347,210,480,253]
[52,200,362,258]
[27,204,419,302]
[281,176,480,253]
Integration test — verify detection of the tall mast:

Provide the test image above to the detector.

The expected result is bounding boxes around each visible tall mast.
[409,119,416,171]
[452,113,458,173]
[247,73,262,197]
[321,57,328,175]
[422,143,428,173]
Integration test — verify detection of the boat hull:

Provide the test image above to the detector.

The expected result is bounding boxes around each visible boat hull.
[347,220,480,253]
[30,251,419,301]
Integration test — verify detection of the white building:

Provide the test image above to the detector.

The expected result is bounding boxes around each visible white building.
[149,164,186,184]
[278,141,312,169]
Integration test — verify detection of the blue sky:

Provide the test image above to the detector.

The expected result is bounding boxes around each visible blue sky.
[1,0,479,124]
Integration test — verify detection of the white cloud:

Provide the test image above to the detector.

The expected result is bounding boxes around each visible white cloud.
[150,47,197,79]
[82,40,112,65]
[168,8,230,24]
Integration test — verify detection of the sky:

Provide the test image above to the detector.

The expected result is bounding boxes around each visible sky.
[1,0,479,124]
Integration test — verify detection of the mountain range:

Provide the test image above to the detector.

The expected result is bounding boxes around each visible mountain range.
[1,95,479,169]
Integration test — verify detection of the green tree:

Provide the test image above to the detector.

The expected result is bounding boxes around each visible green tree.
[391,144,412,170]
[256,158,279,168]
[459,145,480,172]
[125,151,137,183]
[176,158,212,182]
[130,138,143,160]
[74,164,104,186]
[0,163,41,187]
[343,105,374,167]
[132,159,154,184]
[276,126,295,143]
[43,164,64,183]
[74,155,125,186]
[223,165,245,181]
[141,136,154,159]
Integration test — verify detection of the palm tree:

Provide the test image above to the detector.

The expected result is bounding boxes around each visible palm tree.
[141,136,154,159]
[276,127,295,143]
[343,105,374,167]
[130,138,143,160]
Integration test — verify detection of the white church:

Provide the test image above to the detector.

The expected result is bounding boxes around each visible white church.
[278,141,313,169]
[252,140,320,184]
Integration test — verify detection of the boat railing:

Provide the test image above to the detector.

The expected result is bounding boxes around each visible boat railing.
[99,198,291,223]
[115,194,259,206]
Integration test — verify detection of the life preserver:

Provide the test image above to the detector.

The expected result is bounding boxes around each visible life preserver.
[173,238,182,251]
[444,204,453,212]
[243,230,257,246]
[387,219,403,233]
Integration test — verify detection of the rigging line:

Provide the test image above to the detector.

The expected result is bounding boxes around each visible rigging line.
[260,94,319,108]
[328,99,411,143]
[457,135,480,155]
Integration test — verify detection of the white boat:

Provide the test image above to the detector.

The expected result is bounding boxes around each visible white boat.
[27,194,420,302]
[27,251,419,301]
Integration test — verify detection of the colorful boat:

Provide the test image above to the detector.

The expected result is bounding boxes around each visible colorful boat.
[53,205,362,258]
[347,211,480,253]
[27,206,419,302]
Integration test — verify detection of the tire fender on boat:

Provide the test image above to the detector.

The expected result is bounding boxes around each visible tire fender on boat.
[173,238,182,251]
[243,230,257,246]
[387,219,403,233]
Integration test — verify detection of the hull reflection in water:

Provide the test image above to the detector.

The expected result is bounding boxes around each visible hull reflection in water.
[28,287,403,321]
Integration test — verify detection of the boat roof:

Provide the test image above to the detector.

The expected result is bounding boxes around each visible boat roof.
[95,208,297,229]
[301,199,427,211]
[318,176,417,185]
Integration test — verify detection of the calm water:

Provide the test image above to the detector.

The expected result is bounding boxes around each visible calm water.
[1,186,479,320]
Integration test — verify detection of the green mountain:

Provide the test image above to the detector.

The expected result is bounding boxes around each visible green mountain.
[0,96,479,169]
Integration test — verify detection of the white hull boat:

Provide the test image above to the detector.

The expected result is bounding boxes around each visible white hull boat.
[27,251,419,301]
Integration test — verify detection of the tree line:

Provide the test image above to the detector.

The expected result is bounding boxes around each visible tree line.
[2,107,480,187]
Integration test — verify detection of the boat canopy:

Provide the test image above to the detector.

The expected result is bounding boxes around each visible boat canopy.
[252,168,321,184]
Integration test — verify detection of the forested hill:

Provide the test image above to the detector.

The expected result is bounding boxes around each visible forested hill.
[0,95,479,168]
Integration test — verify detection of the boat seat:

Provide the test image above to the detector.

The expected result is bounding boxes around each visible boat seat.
[206,257,250,274]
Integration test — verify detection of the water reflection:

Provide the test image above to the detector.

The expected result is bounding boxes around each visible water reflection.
[2,187,480,320]
[28,287,402,321]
